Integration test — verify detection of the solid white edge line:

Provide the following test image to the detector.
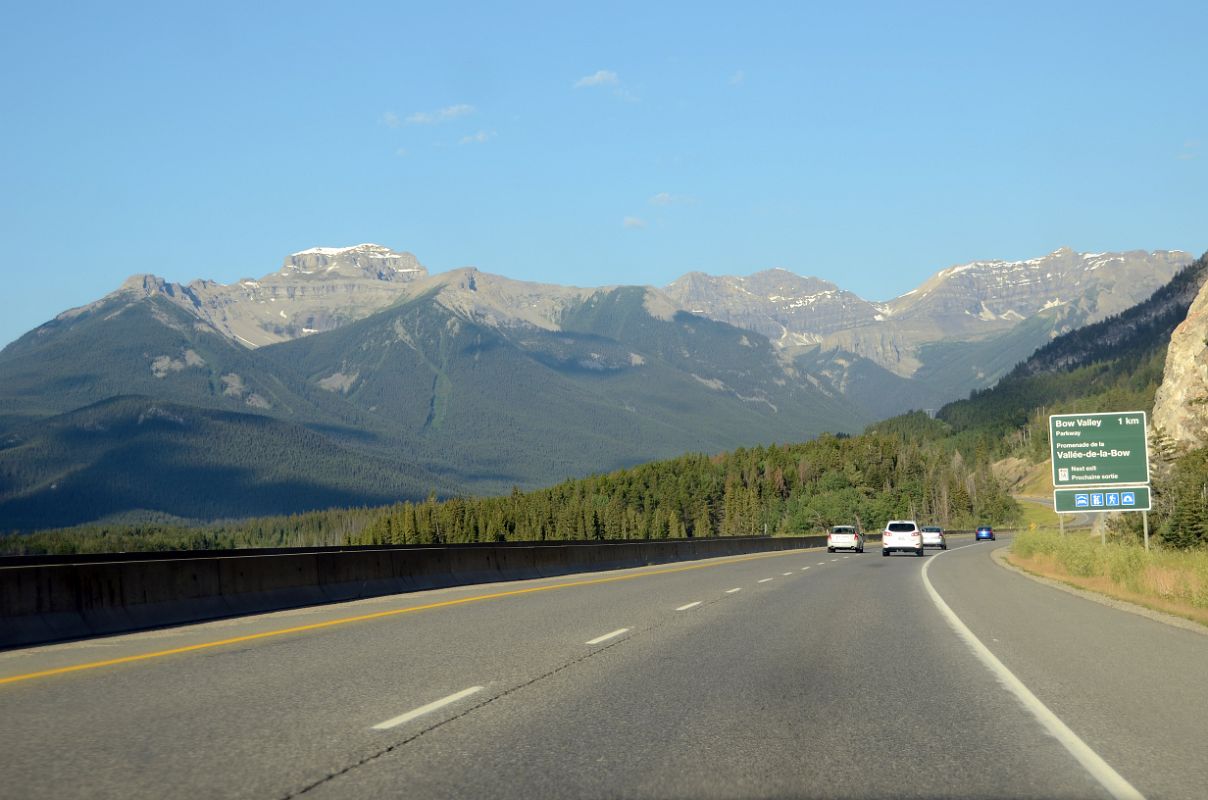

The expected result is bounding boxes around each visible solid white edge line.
[372,686,485,730]
[585,627,630,645]
[757,578,773,583]
[725,588,742,593]
[676,601,702,611]
[921,549,1145,800]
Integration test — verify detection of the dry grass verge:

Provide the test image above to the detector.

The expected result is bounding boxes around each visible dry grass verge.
[1008,530,1208,628]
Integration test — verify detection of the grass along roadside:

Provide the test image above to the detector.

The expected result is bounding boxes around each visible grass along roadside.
[1008,529,1208,627]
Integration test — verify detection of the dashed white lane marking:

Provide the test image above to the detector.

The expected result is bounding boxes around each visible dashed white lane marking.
[817,562,826,565]
[782,572,793,576]
[372,686,484,730]
[830,558,840,562]
[585,628,630,645]
[801,567,810,571]
[676,601,702,611]
[843,556,850,559]
[921,550,1144,800]
[757,578,774,584]
[725,588,742,594]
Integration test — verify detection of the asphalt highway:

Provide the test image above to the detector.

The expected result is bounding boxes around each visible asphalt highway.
[1,537,1205,799]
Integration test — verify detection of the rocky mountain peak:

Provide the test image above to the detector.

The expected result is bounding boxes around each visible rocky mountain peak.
[742,269,841,297]
[89,245,432,349]
[421,268,596,331]
[119,273,170,294]
[281,244,426,281]
[887,248,1191,325]
[663,268,883,346]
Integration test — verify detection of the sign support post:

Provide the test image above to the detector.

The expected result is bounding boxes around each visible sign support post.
[1143,511,1150,552]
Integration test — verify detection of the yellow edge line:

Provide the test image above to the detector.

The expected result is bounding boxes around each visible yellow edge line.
[1,547,807,687]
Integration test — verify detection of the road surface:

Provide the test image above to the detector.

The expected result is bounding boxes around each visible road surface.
[1,537,1204,799]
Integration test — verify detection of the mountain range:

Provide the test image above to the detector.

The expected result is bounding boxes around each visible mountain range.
[0,244,1192,529]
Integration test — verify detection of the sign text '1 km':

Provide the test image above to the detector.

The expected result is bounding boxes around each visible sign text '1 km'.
[1049,411,1150,488]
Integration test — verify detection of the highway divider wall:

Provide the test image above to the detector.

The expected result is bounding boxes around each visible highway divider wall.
[0,535,847,649]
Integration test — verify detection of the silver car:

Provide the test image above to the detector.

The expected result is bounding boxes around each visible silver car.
[827,525,865,553]
[921,525,947,550]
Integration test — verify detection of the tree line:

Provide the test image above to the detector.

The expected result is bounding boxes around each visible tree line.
[0,424,1019,555]
[347,426,1017,546]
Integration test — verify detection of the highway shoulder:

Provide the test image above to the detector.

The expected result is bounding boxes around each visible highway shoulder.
[991,545,1208,637]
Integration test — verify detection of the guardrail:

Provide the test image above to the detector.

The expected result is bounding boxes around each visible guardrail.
[0,535,834,649]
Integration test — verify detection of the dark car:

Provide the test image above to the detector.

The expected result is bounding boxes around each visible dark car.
[975,525,995,541]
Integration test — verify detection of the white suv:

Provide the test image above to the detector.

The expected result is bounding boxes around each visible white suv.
[882,520,924,557]
[827,525,864,553]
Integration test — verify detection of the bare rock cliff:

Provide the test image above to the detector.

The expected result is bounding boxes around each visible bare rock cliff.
[1153,274,1208,447]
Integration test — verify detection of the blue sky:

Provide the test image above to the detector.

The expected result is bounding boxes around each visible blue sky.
[1,1,1205,347]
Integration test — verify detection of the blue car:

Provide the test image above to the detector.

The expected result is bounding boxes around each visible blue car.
[975,525,995,541]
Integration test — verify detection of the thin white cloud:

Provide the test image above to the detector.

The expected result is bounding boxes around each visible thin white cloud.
[460,130,495,145]
[405,104,475,125]
[382,111,402,128]
[649,192,694,206]
[575,70,619,88]
[574,69,637,101]
[623,216,646,229]
[728,70,745,86]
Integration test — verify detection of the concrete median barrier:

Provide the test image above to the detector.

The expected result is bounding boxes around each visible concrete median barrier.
[1,536,825,649]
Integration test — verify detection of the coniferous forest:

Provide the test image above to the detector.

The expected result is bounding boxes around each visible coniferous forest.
[0,423,1018,555]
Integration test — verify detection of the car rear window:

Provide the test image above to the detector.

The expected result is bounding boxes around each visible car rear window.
[922,527,941,532]
[831,526,854,533]
[887,523,917,532]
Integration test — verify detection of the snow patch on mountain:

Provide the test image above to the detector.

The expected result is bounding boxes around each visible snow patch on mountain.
[291,244,397,257]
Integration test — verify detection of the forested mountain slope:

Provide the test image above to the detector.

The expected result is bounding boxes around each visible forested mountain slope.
[935,252,1208,458]
[265,284,866,491]
[0,396,449,530]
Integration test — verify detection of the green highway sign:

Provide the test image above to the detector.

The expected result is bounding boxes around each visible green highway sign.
[1049,411,1150,488]
[1054,486,1150,513]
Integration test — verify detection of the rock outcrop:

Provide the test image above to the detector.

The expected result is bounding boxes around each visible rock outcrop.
[1153,262,1208,448]
[666,249,1191,377]
[111,244,428,347]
